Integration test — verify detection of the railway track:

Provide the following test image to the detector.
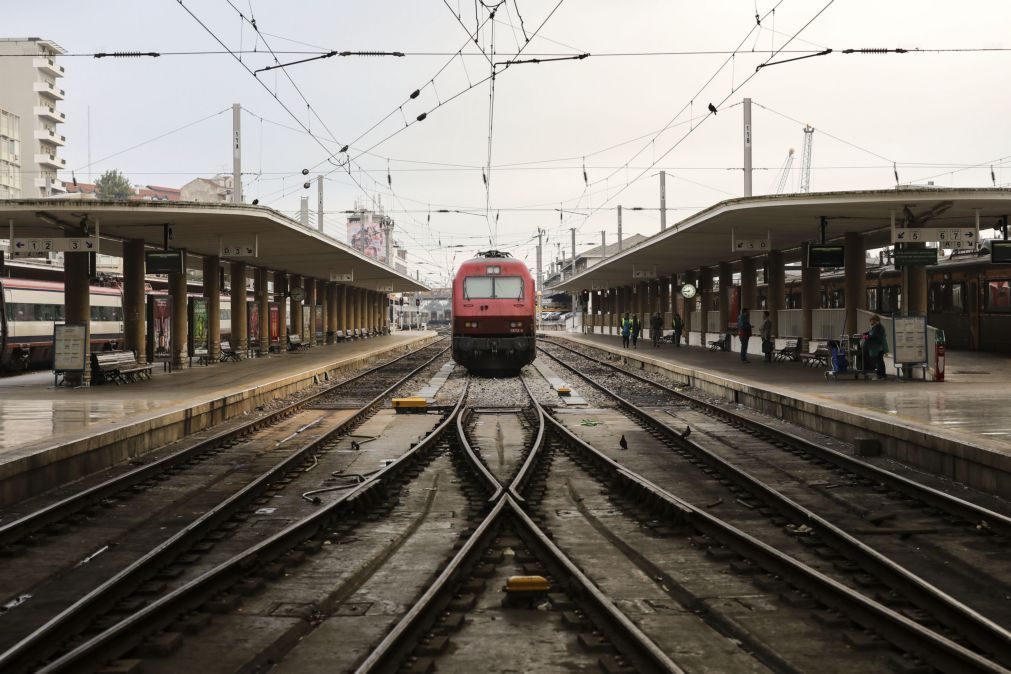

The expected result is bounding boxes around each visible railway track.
[0,339,451,673]
[538,338,1011,670]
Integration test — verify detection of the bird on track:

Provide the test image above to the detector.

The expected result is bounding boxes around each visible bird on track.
[708,103,717,115]
[619,434,628,450]
[681,425,691,439]
[351,440,361,451]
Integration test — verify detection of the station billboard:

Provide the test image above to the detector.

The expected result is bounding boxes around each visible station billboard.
[347,211,388,264]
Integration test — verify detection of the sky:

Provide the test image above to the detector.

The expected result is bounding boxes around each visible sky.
[6,1,1011,286]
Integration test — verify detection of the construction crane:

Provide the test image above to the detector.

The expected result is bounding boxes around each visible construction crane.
[774,148,795,194]
[800,124,815,193]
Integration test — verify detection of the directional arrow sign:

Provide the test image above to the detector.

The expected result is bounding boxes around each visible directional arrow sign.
[220,240,257,257]
[11,237,97,255]
[731,230,771,253]
[891,227,978,244]
[331,272,353,282]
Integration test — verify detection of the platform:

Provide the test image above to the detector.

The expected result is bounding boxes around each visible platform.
[0,332,438,505]
[546,332,1011,498]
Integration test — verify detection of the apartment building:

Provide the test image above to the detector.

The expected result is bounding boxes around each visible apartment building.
[0,106,21,199]
[0,38,67,198]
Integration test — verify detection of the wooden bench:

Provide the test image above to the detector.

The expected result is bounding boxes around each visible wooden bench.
[708,333,731,351]
[288,334,310,352]
[91,350,153,385]
[773,338,801,362]
[219,341,241,362]
[799,342,830,368]
[352,328,361,339]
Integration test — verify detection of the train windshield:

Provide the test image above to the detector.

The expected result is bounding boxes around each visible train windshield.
[463,276,524,299]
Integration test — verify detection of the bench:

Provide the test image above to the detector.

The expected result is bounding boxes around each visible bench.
[353,328,361,339]
[773,338,801,362]
[220,341,241,362]
[708,333,731,351]
[799,342,830,368]
[91,350,153,385]
[288,334,310,352]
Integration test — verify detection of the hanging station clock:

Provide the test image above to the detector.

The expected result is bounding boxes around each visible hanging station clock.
[680,283,697,299]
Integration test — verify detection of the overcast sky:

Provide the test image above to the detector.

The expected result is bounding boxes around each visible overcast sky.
[7,1,1011,285]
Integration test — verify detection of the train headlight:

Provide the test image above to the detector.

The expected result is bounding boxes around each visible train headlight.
[464,321,478,328]
[509,321,522,328]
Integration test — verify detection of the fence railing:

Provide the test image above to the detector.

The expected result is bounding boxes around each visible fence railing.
[706,312,721,333]
[777,309,804,338]
[812,308,846,340]
[689,310,702,332]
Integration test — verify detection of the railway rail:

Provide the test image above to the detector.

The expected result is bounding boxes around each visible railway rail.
[0,339,451,673]
[538,338,1011,669]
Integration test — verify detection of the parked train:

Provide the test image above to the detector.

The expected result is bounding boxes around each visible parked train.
[452,251,536,373]
[0,278,235,370]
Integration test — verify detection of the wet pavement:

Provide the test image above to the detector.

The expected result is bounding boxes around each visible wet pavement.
[550,332,1011,453]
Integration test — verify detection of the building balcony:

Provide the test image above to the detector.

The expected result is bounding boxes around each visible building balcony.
[34,105,65,124]
[34,153,65,169]
[33,57,64,78]
[33,177,66,191]
[34,129,66,146]
[33,81,65,100]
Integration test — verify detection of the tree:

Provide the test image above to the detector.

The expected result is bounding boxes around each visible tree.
[94,169,133,200]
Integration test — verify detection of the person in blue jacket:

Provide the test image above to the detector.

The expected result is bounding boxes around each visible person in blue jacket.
[631,315,641,348]
[737,307,752,363]
[620,312,632,348]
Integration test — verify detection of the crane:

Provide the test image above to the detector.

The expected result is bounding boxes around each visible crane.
[774,148,795,194]
[800,124,815,193]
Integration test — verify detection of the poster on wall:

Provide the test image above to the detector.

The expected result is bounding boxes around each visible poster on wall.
[189,298,209,357]
[268,302,280,348]
[146,296,172,363]
[315,304,324,343]
[247,301,260,349]
[346,211,388,263]
[892,315,928,365]
[302,310,311,346]
[53,323,89,373]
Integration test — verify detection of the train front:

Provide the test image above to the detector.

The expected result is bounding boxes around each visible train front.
[451,252,536,374]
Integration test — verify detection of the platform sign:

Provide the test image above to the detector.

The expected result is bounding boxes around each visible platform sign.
[891,227,977,245]
[632,266,656,279]
[147,296,172,363]
[731,231,771,252]
[146,250,185,274]
[331,272,353,282]
[376,283,393,292]
[53,323,89,373]
[12,237,97,256]
[894,247,938,267]
[247,301,260,349]
[188,298,209,358]
[807,244,845,268]
[991,240,1011,263]
[220,239,257,257]
[892,315,928,365]
[268,303,280,347]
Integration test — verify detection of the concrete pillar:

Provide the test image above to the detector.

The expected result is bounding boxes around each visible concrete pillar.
[902,242,929,316]
[64,252,91,385]
[660,278,671,318]
[289,274,303,339]
[365,291,374,334]
[682,272,696,335]
[800,242,819,341]
[718,261,732,333]
[275,272,288,350]
[203,255,221,362]
[326,282,338,342]
[844,232,866,334]
[169,267,188,369]
[358,287,366,332]
[257,267,270,356]
[767,250,784,338]
[349,287,359,332]
[698,267,712,343]
[314,279,326,344]
[306,279,318,345]
[231,261,248,355]
[123,239,146,363]
[740,257,757,312]
[337,284,347,333]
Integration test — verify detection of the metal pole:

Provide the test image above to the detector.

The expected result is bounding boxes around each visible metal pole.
[743,97,752,197]
[570,228,576,272]
[617,205,623,252]
[317,176,324,232]
[232,103,242,203]
[536,228,543,294]
[299,196,309,226]
[601,230,606,259]
[660,171,667,231]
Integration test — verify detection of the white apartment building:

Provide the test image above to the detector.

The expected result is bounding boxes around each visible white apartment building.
[0,106,21,199]
[0,38,67,198]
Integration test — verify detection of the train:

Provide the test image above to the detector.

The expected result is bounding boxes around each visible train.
[451,251,536,374]
[0,278,235,370]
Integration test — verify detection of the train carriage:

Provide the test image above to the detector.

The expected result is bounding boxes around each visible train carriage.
[452,251,536,373]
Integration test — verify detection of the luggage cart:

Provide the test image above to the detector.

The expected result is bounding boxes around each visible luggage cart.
[824,335,871,380]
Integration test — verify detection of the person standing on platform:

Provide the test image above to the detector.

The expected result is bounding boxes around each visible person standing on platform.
[760,310,774,363]
[620,312,632,348]
[672,311,683,348]
[737,308,752,363]
[631,314,641,349]
[650,312,663,347]
[862,314,889,379]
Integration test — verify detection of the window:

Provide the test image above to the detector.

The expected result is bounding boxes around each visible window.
[493,276,524,299]
[986,280,1011,313]
[463,276,494,299]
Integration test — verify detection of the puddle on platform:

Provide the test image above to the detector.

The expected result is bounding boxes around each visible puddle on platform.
[0,400,163,451]
[831,390,1011,441]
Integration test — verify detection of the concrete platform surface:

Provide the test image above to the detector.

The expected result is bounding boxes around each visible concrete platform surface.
[0,332,436,457]
[551,332,1011,452]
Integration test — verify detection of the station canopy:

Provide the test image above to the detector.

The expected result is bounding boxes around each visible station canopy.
[553,188,1011,291]
[0,200,427,292]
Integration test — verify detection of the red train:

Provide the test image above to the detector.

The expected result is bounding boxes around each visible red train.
[452,251,536,373]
